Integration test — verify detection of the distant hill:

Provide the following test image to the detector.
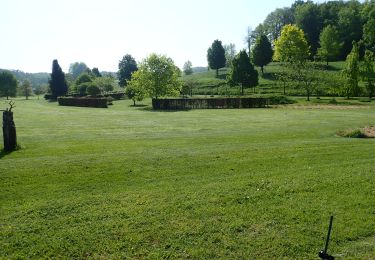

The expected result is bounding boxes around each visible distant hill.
[0,68,49,87]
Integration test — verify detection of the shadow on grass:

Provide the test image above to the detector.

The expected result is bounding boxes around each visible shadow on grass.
[0,149,13,159]
[129,104,148,108]
[137,106,191,112]
[262,72,278,81]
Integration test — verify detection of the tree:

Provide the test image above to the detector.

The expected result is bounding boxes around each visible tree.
[125,76,147,106]
[207,39,226,77]
[295,2,322,56]
[127,54,182,99]
[0,71,18,99]
[19,79,33,100]
[183,60,193,75]
[92,67,102,77]
[227,50,258,95]
[93,76,116,93]
[290,62,320,101]
[317,25,342,65]
[342,41,361,99]
[34,84,48,98]
[252,35,273,75]
[361,50,375,99]
[273,24,310,64]
[363,18,375,52]
[49,60,68,97]
[118,54,138,87]
[86,85,101,96]
[224,43,236,67]
[263,7,295,43]
[69,62,89,79]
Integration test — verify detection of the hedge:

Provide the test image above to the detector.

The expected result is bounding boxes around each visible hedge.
[58,97,108,108]
[152,97,269,110]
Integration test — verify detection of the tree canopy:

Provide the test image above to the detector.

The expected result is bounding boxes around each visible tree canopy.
[207,40,226,77]
[273,24,310,64]
[0,71,18,99]
[69,62,89,79]
[127,54,182,99]
[183,60,193,75]
[317,25,342,65]
[49,60,68,97]
[252,35,273,75]
[342,41,360,99]
[118,54,138,87]
[227,50,258,95]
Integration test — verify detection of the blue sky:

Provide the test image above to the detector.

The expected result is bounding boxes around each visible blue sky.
[2,0,313,73]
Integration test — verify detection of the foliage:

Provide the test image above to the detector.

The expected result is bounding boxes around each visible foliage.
[224,43,236,67]
[49,60,68,98]
[342,42,361,98]
[363,18,375,52]
[125,79,147,106]
[93,76,116,93]
[0,70,18,99]
[118,54,138,87]
[289,62,320,101]
[57,96,108,108]
[127,54,182,99]
[19,79,33,100]
[207,39,226,77]
[263,7,295,43]
[77,82,91,96]
[273,24,310,64]
[317,25,342,65]
[92,67,102,77]
[69,62,89,79]
[252,35,273,75]
[227,50,258,95]
[361,50,375,99]
[183,60,193,75]
[34,84,48,96]
[295,2,322,56]
[75,73,93,86]
[86,85,101,96]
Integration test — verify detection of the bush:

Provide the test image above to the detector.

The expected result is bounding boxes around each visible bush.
[152,97,269,110]
[338,129,366,138]
[267,95,296,105]
[58,97,108,108]
[44,93,56,100]
[86,85,101,96]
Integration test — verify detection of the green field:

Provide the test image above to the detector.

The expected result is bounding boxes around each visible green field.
[1,98,375,258]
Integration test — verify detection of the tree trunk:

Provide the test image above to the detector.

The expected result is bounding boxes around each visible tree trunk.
[216,69,219,78]
[261,66,264,75]
[3,111,17,152]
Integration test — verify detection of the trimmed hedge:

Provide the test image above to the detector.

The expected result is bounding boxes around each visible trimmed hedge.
[104,92,125,100]
[44,94,57,100]
[152,97,269,110]
[58,97,108,108]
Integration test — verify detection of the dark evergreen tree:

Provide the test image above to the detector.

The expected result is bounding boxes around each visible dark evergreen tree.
[207,39,226,77]
[252,35,273,75]
[118,54,138,87]
[92,67,102,77]
[49,59,68,97]
[228,50,258,95]
[0,71,18,99]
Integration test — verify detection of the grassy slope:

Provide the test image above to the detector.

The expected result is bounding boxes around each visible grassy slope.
[1,98,375,258]
[183,62,348,96]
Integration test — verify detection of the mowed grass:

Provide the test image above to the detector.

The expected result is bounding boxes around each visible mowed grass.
[1,98,375,258]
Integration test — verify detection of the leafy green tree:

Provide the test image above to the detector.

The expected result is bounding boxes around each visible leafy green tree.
[34,84,48,98]
[317,25,342,65]
[49,59,68,97]
[207,40,226,77]
[93,76,116,93]
[69,62,89,79]
[74,73,93,92]
[295,2,322,56]
[0,71,18,99]
[118,54,138,87]
[92,67,102,77]
[263,7,295,43]
[290,62,320,101]
[127,54,182,99]
[274,24,310,64]
[342,41,361,99]
[86,85,101,96]
[183,60,193,75]
[361,50,375,99]
[252,35,273,75]
[338,4,363,59]
[363,18,375,52]
[125,77,147,106]
[19,79,33,100]
[224,43,236,67]
[227,50,258,95]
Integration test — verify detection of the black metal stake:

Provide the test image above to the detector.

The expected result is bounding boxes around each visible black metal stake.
[319,215,334,260]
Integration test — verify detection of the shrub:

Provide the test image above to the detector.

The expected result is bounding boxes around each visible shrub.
[267,95,296,105]
[86,85,101,96]
[57,97,108,108]
[338,129,366,138]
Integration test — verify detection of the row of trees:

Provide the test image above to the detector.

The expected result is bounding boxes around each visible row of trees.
[249,0,375,60]
[0,71,43,100]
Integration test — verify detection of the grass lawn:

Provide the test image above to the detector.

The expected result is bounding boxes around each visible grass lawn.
[1,97,375,258]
